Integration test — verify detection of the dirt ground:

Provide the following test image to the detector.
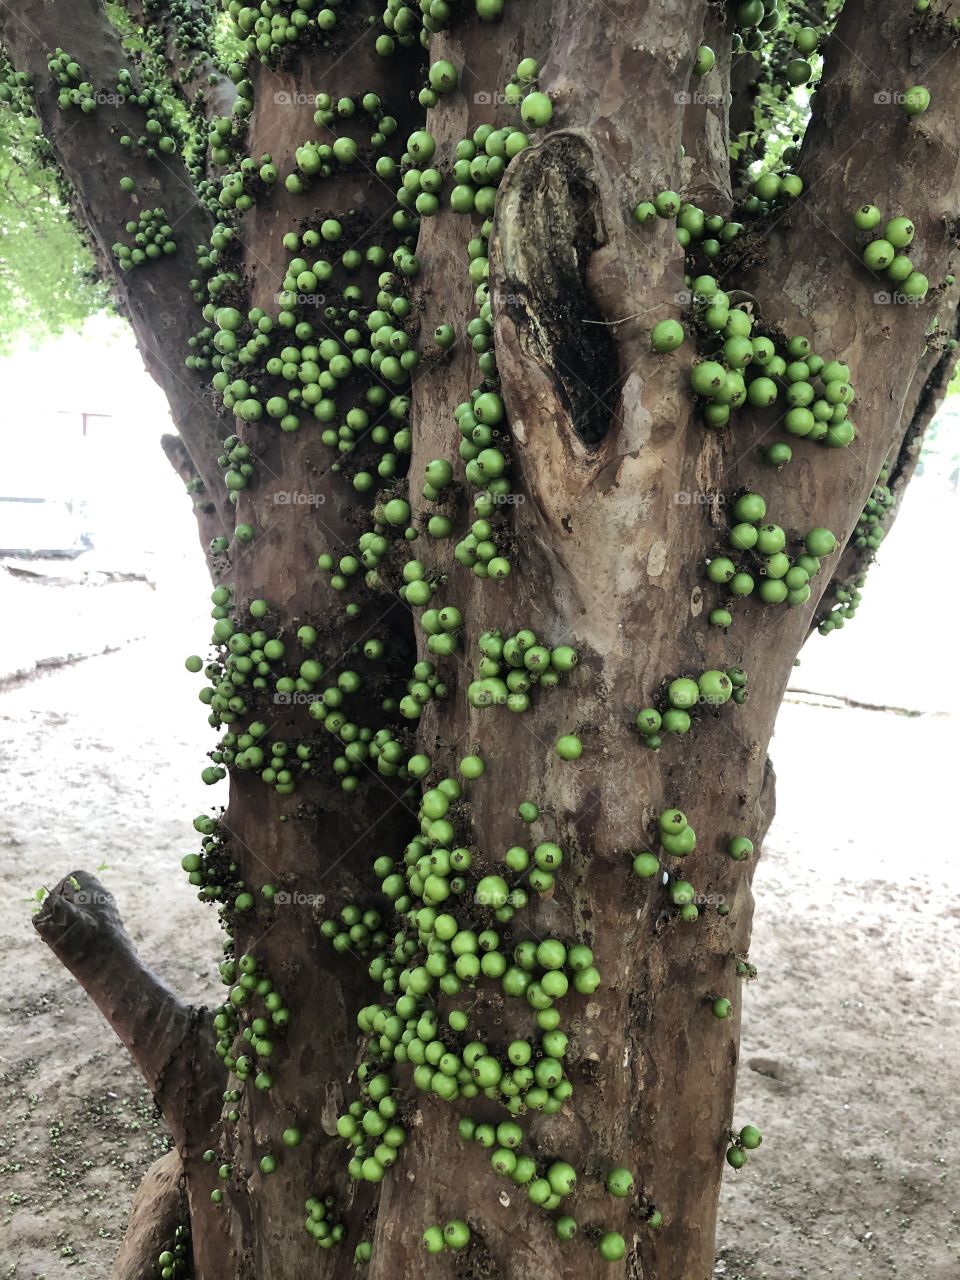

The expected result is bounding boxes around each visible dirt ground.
[0,632,957,1279]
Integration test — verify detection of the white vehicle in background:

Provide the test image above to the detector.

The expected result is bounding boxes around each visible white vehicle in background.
[0,494,93,558]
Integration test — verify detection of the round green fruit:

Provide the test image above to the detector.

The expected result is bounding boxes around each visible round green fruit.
[598,1232,626,1262]
[902,85,930,116]
[651,318,685,352]
[632,852,660,878]
[606,1166,635,1197]
[740,1124,762,1149]
[805,527,837,557]
[520,91,553,127]
[555,734,583,760]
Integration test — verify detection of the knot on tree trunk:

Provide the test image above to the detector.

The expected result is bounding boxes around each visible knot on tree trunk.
[492,131,620,452]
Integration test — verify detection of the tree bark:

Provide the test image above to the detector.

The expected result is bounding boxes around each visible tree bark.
[110,1150,184,1280]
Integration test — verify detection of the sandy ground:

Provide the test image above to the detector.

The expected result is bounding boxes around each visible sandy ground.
[0,476,959,1276]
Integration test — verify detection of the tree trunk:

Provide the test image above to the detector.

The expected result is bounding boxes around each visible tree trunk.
[4,1,959,1277]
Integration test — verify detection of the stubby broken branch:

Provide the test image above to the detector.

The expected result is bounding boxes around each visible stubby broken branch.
[34,869,220,1149]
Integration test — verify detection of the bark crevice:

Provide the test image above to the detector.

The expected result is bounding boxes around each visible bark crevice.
[495,133,619,451]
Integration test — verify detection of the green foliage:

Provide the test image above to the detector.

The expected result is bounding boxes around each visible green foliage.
[0,56,108,351]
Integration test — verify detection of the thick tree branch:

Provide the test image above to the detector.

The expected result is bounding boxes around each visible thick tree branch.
[728,48,762,144]
[728,0,960,641]
[811,318,960,631]
[161,430,223,564]
[0,0,231,534]
[33,869,221,1149]
[682,2,733,209]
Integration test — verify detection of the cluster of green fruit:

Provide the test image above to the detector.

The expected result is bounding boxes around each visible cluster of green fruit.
[317,531,406,609]
[412,588,468,655]
[394,550,445,608]
[190,576,472,795]
[467,630,578,715]
[154,1224,191,1278]
[48,49,97,112]
[633,667,747,750]
[201,225,419,467]
[818,463,893,633]
[744,167,805,211]
[115,67,183,159]
[181,823,247,907]
[215,153,273,212]
[631,811,697,921]
[782,22,820,86]
[731,0,786,51]
[494,55,547,112]
[705,491,837,618]
[207,111,246,171]
[318,737,602,1187]
[188,224,240,306]
[283,129,365,192]
[853,205,929,300]
[634,818,750,891]
[303,1194,346,1248]
[221,0,344,61]
[729,0,825,103]
[325,962,582,1182]
[819,575,864,634]
[436,1131,661,1250]
[211,949,291,1093]
[145,0,217,88]
[112,207,177,269]
[451,423,516,571]
[0,63,33,112]
[376,83,519,227]
[725,1124,763,1169]
[685,311,858,445]
[638,182,861,465]
[634,190,744,255]
[214,431,255,497]
[423,1219,471,1252]
[852,462,895,553]
[319,505,412,585]
[187,593,343,794]
[397,658,450,720]
[374,0,510,59]
[444,71,550,220]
